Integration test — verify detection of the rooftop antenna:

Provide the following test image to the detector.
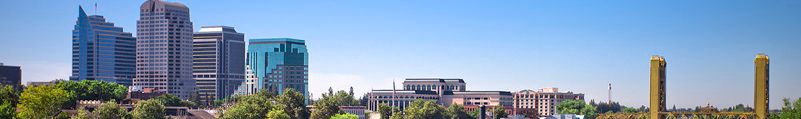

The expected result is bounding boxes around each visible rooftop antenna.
[94,1,97,15]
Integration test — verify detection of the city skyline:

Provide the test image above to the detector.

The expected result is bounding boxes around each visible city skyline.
[1,0,800,109]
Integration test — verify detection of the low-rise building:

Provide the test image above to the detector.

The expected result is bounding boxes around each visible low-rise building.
[367,78,514,117]
[514,87,584,117]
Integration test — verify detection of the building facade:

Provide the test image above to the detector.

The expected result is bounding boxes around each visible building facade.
[247,38,309,102]
[134,0,195,99]
[192,26,245,104]
[513,87,584,117]
[234,64,258,95]
[0,63,22,90]
[70,6,136,86]
[367,78,514,115]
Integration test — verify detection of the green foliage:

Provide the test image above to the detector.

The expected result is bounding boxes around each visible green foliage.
[0,85,19,106]
[131,99,166,119]
[275,88,309,119]
[377,104,399,119]
[55,80,127,108]
[0,101,15,119]
[469,108,481,119]
[722,104,753,112]
[389,112,403,119]
[490,107,508,119]
[17,85,73,119]
[151,94,181,106]
[331,113,359,119]
[555,99,598,118]
[310,97,340,119]
[220,95,273,119]
[311,89,360,119]
[95,100,130,119]
[592,101,623,113]
[70,108,92,119]
[778,98,801,119]
[267,109,291,119]
[445,104,470,119]
[401,99,446,119]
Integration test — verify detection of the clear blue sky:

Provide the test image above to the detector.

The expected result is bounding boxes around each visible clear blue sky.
[1,0,799,109]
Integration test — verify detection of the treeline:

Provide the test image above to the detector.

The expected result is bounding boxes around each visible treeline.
[556,99,801,119]
[0,80,196,119]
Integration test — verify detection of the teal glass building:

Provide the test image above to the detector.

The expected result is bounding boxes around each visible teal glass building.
[247,38,308,103]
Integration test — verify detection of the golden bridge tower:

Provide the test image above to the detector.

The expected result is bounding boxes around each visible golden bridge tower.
[650,55,667,119]
[754,54,769,119]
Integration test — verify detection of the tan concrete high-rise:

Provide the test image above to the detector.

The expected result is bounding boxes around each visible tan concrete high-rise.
[649,55,666,119]
[754,54,769,119]
[134,0,195,99]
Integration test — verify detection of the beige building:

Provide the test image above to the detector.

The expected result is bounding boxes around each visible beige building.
[513,87,584,117]
[367,78,513,115]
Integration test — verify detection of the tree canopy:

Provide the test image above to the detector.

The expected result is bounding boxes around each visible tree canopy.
[490,107,508,119]
[17,85,74,119]
[774,98,801,119]
[311,89,359,119]
[95,100,130,119]
[131,99,166,119]
[275,88,309,119]
[445,104,470,119]
[401,99,446,119]
[267,109,291,119]
[220,94,273,119]
[555,99,598,118]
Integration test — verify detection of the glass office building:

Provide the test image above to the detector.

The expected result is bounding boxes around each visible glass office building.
[192,26,245,104]
[247,38,308,103]
[70,6,136,86]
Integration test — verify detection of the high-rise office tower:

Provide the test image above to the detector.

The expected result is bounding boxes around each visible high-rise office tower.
[754,54,769,119]
[192,26,245,104]
[135,0,195,99]
[0,63,22,90]
[247,38,309,103]
[71,6,136,86]
[649,55,666,119]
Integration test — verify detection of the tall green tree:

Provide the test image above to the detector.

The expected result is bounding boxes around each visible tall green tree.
[267,109,291,119]
[220,95,273,119]
[131,99,166,119]
[17,85,74,119]
[445,104,470,119]
[311,89,360,119]
[555,99,598,118]
[401,99,446,119]
[310,97,340,119]
[95,100,130,119]
[778,98,801,119]
[275,88,309,119]
[490,107,508,119]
